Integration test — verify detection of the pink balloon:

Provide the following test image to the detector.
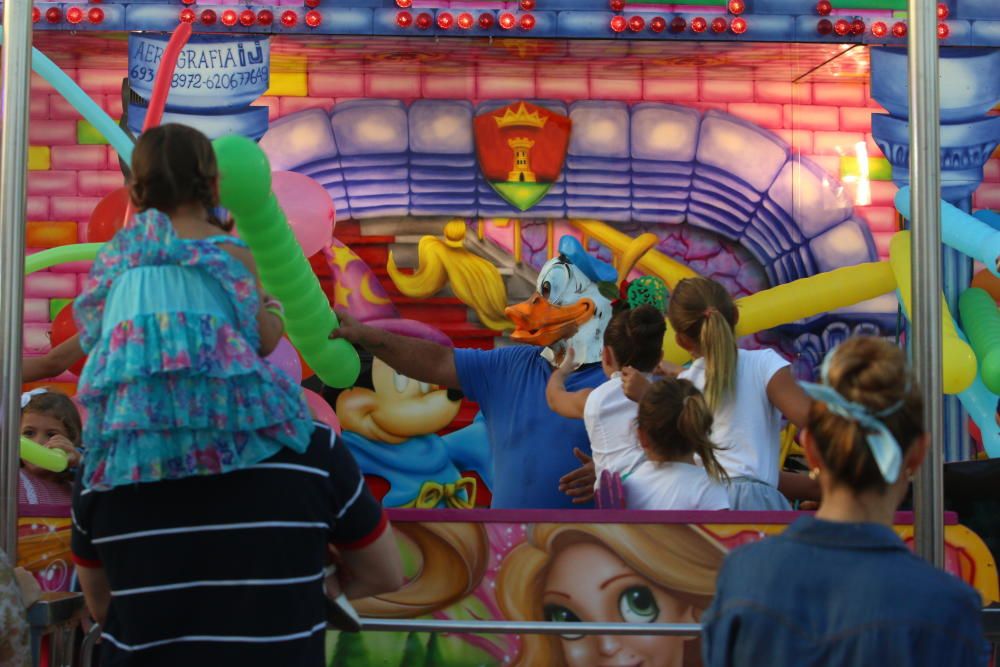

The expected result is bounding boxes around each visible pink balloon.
[271,171,334,257]
[265,338,302,384]
[303,388,341,434]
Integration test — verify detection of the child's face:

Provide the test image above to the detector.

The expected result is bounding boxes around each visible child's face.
[21,412,70,446]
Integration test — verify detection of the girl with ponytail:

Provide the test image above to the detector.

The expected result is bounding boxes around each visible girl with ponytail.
[624,277,812,510]
[546,305,666,490]
[627,377,730,510]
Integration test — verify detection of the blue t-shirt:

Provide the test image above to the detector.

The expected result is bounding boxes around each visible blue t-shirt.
[454,345,606,509]
[703,516,989,667]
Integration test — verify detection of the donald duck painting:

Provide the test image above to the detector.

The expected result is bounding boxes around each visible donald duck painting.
[331,235,617,509]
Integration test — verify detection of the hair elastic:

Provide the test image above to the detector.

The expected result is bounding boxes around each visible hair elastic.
[21,388,48,409]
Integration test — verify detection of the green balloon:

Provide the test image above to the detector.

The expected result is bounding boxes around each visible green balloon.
[20,436,68,472]
[214,134,359,388]
[25,243,102,275]
[212,135,272,214]
[959,287,1000,395]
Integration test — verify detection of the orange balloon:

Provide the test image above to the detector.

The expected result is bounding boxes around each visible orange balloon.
[51,305,86,377]
[88,186,131,243]
[971,269,1000,303]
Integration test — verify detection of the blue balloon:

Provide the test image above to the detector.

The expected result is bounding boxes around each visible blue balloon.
[895,186,1000,279]
[958,375,1000,458]
[0,27,134,163]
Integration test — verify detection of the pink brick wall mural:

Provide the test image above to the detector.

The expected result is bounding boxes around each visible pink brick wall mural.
[19,36,1000,396]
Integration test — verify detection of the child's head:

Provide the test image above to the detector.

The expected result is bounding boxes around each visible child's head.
[129,124,231,231]
[601,305,666,374]
[636,378,728,482]
[804,337,924,496]
[20,390,81,447]
[666,277,738,411]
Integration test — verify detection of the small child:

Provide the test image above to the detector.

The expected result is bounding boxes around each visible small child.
[19,389,82,509]
[546,304,666,486]
[72,123,312,490]
[627,378,730,511]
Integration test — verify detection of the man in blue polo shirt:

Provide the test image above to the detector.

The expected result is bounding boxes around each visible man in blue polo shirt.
[331,237,615,509]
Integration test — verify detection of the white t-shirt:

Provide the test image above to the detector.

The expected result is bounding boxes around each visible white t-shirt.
[625,461,730,511]
[583,373,646,487]
[679,348,789,487]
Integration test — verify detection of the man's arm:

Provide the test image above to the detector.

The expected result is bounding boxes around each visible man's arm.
[331,311,460,390]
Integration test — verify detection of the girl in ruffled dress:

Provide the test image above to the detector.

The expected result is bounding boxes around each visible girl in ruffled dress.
[73,123,312,490]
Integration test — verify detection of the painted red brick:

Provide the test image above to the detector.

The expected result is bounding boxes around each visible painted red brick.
[857,206,900,233]
[30,96,49,120]
[873,231,893,258]
[78,222,91,243]
[423,72,477,100]
[365,71,422,98]
[784,105,840,131]
[813,131,866,156]
[642,78,698,103]
[477,68,535,99]
[865,134,884,158]
[31,71,74,95]
[77,69,126,96]
[590,76,642,101]
[50,260,93,275]
[28,120,78,146]
[840,106,874,133]
[104,95,124,119]
[23,324,52,355]
[28,171,78,197]
[79,171,124,197]
[25,272,77,299]
[700,79,753,103]
[24,299,50,324]
[106,146,126,171]
[689,102,729,114]
[26,221,77,249]
[727,103,783,130]
[755,81,812,105]
[537,70,589,101]
[52,196,101,223]
[813,82,866,108]
[868,180,898,207]
[278,97,335,116]
[27,196,49,220]
[49,94,85,120]
[773,129,814,153]
[308,67,364,98]
[51,145,107,171]
[809,155,842,175]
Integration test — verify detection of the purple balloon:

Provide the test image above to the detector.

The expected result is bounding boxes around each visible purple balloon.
[265,337,302,384]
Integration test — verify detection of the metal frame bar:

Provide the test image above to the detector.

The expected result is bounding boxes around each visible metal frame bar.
[0,0,35,559]
[359,618,702,636]
[907,0,945,567]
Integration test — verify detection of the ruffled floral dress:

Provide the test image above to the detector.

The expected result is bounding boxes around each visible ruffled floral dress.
[74,208,313,490]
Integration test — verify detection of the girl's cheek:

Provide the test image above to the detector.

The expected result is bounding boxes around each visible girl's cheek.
[561,639,596,667]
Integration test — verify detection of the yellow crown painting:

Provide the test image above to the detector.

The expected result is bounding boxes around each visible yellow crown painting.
[493,102,548,130]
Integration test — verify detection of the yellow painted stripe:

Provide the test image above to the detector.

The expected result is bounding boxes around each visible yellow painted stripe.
[28,146,51,171]
[263,71,307,97]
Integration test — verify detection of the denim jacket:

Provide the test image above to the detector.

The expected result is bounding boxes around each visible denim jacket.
[703,516,989,667]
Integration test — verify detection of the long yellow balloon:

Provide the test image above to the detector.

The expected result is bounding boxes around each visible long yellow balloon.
[662,261,898,363]
[888,230,976,394]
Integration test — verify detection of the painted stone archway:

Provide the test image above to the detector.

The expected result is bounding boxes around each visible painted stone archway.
[260,99,889,376]
[261,99,878,287]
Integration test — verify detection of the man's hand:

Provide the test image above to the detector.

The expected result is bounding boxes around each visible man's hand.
[553,347,576,380]
[330,310,367,345]
[621,366,653,403]
[558,448,595,505]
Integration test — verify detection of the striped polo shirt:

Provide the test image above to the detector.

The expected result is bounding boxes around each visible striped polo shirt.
[71,423,387,666]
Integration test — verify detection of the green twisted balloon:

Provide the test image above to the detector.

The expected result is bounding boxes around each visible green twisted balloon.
[21,436,68,472]
[959,287,1000,395]
[212,135,360,389]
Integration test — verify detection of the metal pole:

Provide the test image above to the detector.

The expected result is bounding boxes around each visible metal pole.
[359,618,702,636]
[907,0,945,567]
[0,2,34,559]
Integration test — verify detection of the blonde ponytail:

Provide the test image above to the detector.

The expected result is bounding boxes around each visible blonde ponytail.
[666,278,740,412]
[699,309,738,412]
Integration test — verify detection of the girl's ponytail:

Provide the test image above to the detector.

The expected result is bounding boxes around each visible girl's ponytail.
[637,377,727,479]
[666,278,739,412]
[699,308,738,412]
[676,389,728,482]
